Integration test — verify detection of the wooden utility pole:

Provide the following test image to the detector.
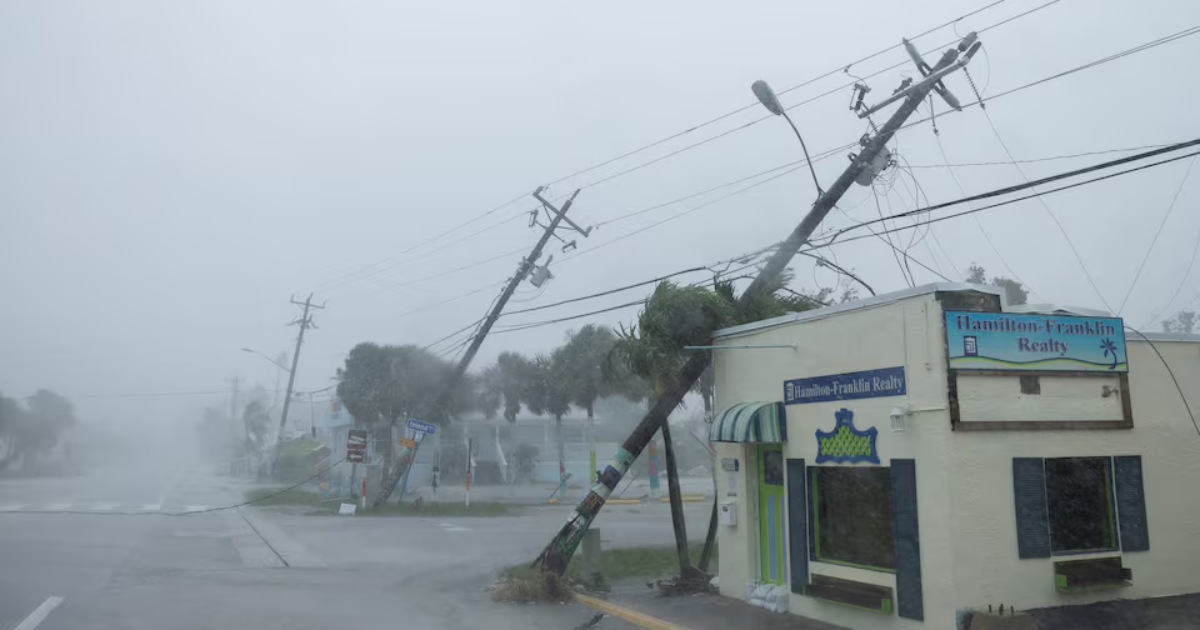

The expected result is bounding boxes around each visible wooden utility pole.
[273,293,325,468]
[372,188,591,507]
[536,32,982,576]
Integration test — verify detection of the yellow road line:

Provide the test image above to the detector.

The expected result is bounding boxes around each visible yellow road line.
[605,498,642,504]
[575,594,695,630]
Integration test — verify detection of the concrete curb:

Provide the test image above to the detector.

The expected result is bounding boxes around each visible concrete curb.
[575,594,694,630]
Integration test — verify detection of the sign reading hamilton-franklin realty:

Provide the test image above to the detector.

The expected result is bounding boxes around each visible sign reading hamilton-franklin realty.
[783,367,906,405]
[945,311,1127,372]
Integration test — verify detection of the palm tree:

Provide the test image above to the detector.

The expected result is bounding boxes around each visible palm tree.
[608,272,827,578]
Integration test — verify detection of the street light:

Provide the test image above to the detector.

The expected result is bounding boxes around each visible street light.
[752,79,824,196]
[241,348,291,374]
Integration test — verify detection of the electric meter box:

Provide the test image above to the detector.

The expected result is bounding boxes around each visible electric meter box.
[719,500,737,526]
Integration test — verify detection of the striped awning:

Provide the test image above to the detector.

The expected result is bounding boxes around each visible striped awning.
[709,402,788,443]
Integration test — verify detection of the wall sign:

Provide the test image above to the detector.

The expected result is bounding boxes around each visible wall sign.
[721,458,739,472]
[783,367,906,405]
[945,311,1127,372]
[815,408,879,464]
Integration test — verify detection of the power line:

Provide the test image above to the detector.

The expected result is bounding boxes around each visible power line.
[373,245,529,294]
[316,191,533,292]
[908,143,1174,168]
[320,212,527,293]
[809,147,1200,255]
[553,1,1060,199]
[309,2,1034,295]
[979,105,1116,313]
[1118,156,1197,315]
[538,0,1019,192]
[501,266,712,316]
[933,132,1038,297]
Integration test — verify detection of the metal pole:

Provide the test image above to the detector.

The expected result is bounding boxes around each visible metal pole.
[536,35,979,576]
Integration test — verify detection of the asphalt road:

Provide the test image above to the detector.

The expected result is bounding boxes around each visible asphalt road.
[0,456,710,630]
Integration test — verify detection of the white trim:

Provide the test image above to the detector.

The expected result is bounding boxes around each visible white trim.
[714,283,1006,339]
[14,597,64,630]
[1130,332,1200,343]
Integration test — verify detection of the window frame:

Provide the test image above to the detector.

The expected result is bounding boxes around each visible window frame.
[807,465,896,573]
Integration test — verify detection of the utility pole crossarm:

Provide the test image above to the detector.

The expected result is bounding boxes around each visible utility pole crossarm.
[273,293,325,467]
[534,188,592,237]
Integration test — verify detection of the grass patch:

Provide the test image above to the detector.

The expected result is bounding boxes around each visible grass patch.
[366,501,514,517]
[244,488,513,516]
[489,572,575,603]
[244,487,329,507]
[500,543,718,583]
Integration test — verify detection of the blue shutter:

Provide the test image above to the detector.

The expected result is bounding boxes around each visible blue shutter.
[1013,458,1051,559]
[1114,456,1149,552]
[786,458,808,594]
[891,459,923,621]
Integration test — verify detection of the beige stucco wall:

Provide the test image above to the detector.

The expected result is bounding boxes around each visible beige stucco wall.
[714,292,959,629]
[946,337,1200,612]
[713,289,1200,628]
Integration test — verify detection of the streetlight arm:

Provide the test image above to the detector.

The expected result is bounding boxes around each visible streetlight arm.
[242,348,292,374]
[781,111,824,196]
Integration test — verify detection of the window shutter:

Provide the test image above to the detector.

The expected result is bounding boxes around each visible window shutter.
[1114,455,1149,552]
[786,458,808,594]
[891,459,923,621]
[1013,458,1051,558]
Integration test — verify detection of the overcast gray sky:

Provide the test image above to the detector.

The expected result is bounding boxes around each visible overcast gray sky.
[2,0,1198,426]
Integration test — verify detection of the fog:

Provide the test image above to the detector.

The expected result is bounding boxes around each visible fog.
[2,0,1199,465]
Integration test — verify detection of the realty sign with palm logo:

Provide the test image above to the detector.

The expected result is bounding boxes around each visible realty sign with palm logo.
[945,311,1128,372]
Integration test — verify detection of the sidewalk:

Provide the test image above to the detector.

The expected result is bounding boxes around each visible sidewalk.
[579,589,848,630]
[406,475,715,505]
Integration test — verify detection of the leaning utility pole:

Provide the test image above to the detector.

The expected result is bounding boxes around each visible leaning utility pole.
[452,187,590,380]
[372,187,591,507]
[536,32,982,576]
[228,376,245,448]
[273,293,325,467]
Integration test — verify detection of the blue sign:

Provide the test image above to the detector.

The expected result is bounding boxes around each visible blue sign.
[783,367,906,405]
[406,418,437,435]
[945,311,1127,372]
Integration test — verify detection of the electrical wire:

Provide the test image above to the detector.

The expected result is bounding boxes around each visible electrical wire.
[1124,326,1200,438]
[537,0,1018,192]
[501,266,712,316]
[979,106,1116,314]
[1118,157,1197,315]
[871,187,913,287]
[808,149,1200,256]
[319,213,528,294]
[908,144,1175,169]
[533,0,1061,205]
[816,140,1200,247]
[1143,214,1200,330]
[933,133,1037,296]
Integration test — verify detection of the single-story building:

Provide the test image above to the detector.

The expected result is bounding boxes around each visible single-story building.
[709,282,1200,629]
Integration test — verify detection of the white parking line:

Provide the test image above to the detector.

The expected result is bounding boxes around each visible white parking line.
[0,504,23,512]
[43,503,71,511]
[14,596,64,630]
[183,505,208,513]
[92,503,119,511]
[140,503,163,512]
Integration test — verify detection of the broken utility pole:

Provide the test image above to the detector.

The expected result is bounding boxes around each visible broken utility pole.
[373,187,592,508]
[273,293,325,469]
[535,32,982,576]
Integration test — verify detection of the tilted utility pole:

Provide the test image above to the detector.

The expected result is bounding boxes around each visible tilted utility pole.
[228,376,245,448]
[273,293,325,467]
[535,32,982,576]
[451,187,589,380]
[372,188,591,507]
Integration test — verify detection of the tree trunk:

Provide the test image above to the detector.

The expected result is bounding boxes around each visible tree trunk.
[556,414,566,493]
[659,418,693,577]
[698,499,718,573]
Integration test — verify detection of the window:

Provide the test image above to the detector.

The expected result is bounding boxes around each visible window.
[762,450,784,485]
[1045,457,1117,554]
[809,467,895,571]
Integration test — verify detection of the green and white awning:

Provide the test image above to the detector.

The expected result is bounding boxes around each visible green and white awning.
[709,402,788,443]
